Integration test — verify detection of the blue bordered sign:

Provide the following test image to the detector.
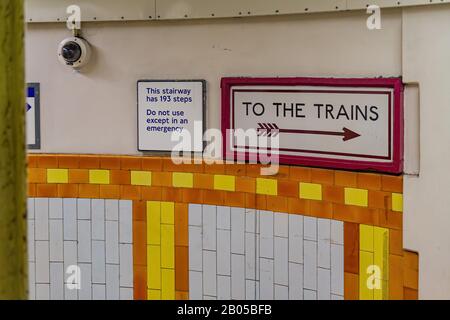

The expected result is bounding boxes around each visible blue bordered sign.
[27,83,41,149]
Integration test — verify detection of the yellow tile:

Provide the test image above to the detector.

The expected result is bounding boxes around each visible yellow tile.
[147,289,161,300]
[256,178,277,196]
[374,226,389,300]
[299,182,322,201]
[214,175,235,192]
[374,280,389,300]
[161,224,174,268]
[147,201,161,245]
[360,224,374,253]
[161,201,174,225]
[47,169,68,183]
[89,169,110,184]
[345,187,368,207]
[359,250,374,300]
[131,171,152,186]
[392,193,403,212]
[161,269,175,300]
[172,172,193,188]
[147,245,161,290]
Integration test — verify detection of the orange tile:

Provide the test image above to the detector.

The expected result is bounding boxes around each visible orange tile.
[344,272,359,300]
[110,170,130,185]
[163,157,203,173]
[100,156,121,169]
[133,200,146,221]
[289,166,311,182]
[266,195,288,213]
[270,166,290,179]
[142,157,163,171]
[175,246,189,292]
[27,155,38,168]
[28,183,36,197]
[78,184,99,198]
[322,185,344,204]
[57,155,79,168]
[133,265,147,300]
[99,185,120,199]
[193,173,214,190]
[311,168,334,185]
[133,220,147,266]
[287,198,310,215]
[141,186,162,201]
[78,156,100,169]
[344,222,359,274]
[37,155,58,168]
[246,164,264,177]
[175,291,189,300]
[28,168,47,183]
[278,180,298,198]
[403,288,418,300]
[225,163,246,176]
[335,171,357,187]
[255,194,267,210]
[203,189,225,206]
[404,268,419,290]
[309,201,333,219]
[368,190,389,209]
[36,184,58,197]
[175,203,188,247]
[403,250,419,270]
[161,187,183,202]
[68,169,89,184]
[235,177,255,194]
[333,204,375,225]
[225,191,246,208]
[204,162,225,174]
[57,184,79,198]
[120,185,141,200]
[390,229,403,256]
[182,189,204,204]
[381,175,403,192]
[389,254,404,300]
[121,157,142,170]
[245,193,256,209]
[357,173,381,190]
[152,172,172,187]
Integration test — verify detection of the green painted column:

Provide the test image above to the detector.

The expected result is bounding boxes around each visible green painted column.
[0,0,27,299]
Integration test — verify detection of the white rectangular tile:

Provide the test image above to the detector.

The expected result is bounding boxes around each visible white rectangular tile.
[120,287,134,300]
[65,282,78,300]
[49,198,62,219]
[231,207,245,254]
[245,280,256,300]
[245,233,256,280]
[189,271,203,300]
[106,199,119,221]
[259,210,273,259]
[77,199,91,220]
[303,289,317,300]
[245,209,256,233]
[331,294,344,300]
[231,254,245,300]
[27,198,35,220]
[63,241,77,277]
[274,237,288,286]
[188,204,202,226]
[35,198,49,241]
[28,262,36,300]
[331,244,344,296]
[63,198,77,240]
[92,284,106,300]
[106,220,119,264]
[92,199,105,240]
[49,219,63,262]
[318,238,331,269]
[259,257,274,300]
[35,240,49,283]
[331,220,344,245]
[255,281,260,300]
[49,262,64,300]
[106,264,120,300]
[304,240,317,290]
[79,263,92,300]
[217,229,231,276]
[78,220,92,263]
[188,226,202,271]
[27,219,35,262]
[203,250,217,297]
[318,268,331,300]
[217,275,231,300]
[304,216,317,241]
[203,295,216,300]
[274,212,288,237]
[288,262,303,300]
[202,205,216,251]
[217,206,230,230]
[275,285,289,300]
[92,240,106,283]
[318,218,331,240]
[119,200,132,244]
[119,243,133,287]
[289,214,303,264]
[36,283,50,300]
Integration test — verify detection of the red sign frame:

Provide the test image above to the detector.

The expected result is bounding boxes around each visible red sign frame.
[221,77,404,174]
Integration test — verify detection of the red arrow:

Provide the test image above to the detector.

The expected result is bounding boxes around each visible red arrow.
[257,123,360,142]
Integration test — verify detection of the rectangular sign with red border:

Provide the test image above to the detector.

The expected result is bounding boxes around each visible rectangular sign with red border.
[221,77,403,174]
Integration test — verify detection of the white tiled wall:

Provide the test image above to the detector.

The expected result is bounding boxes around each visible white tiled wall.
[28,198,134,300]
[188,205,344,300]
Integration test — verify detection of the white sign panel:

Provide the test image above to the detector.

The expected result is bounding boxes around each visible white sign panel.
[26,83,41,149]
[137,80,205,152]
